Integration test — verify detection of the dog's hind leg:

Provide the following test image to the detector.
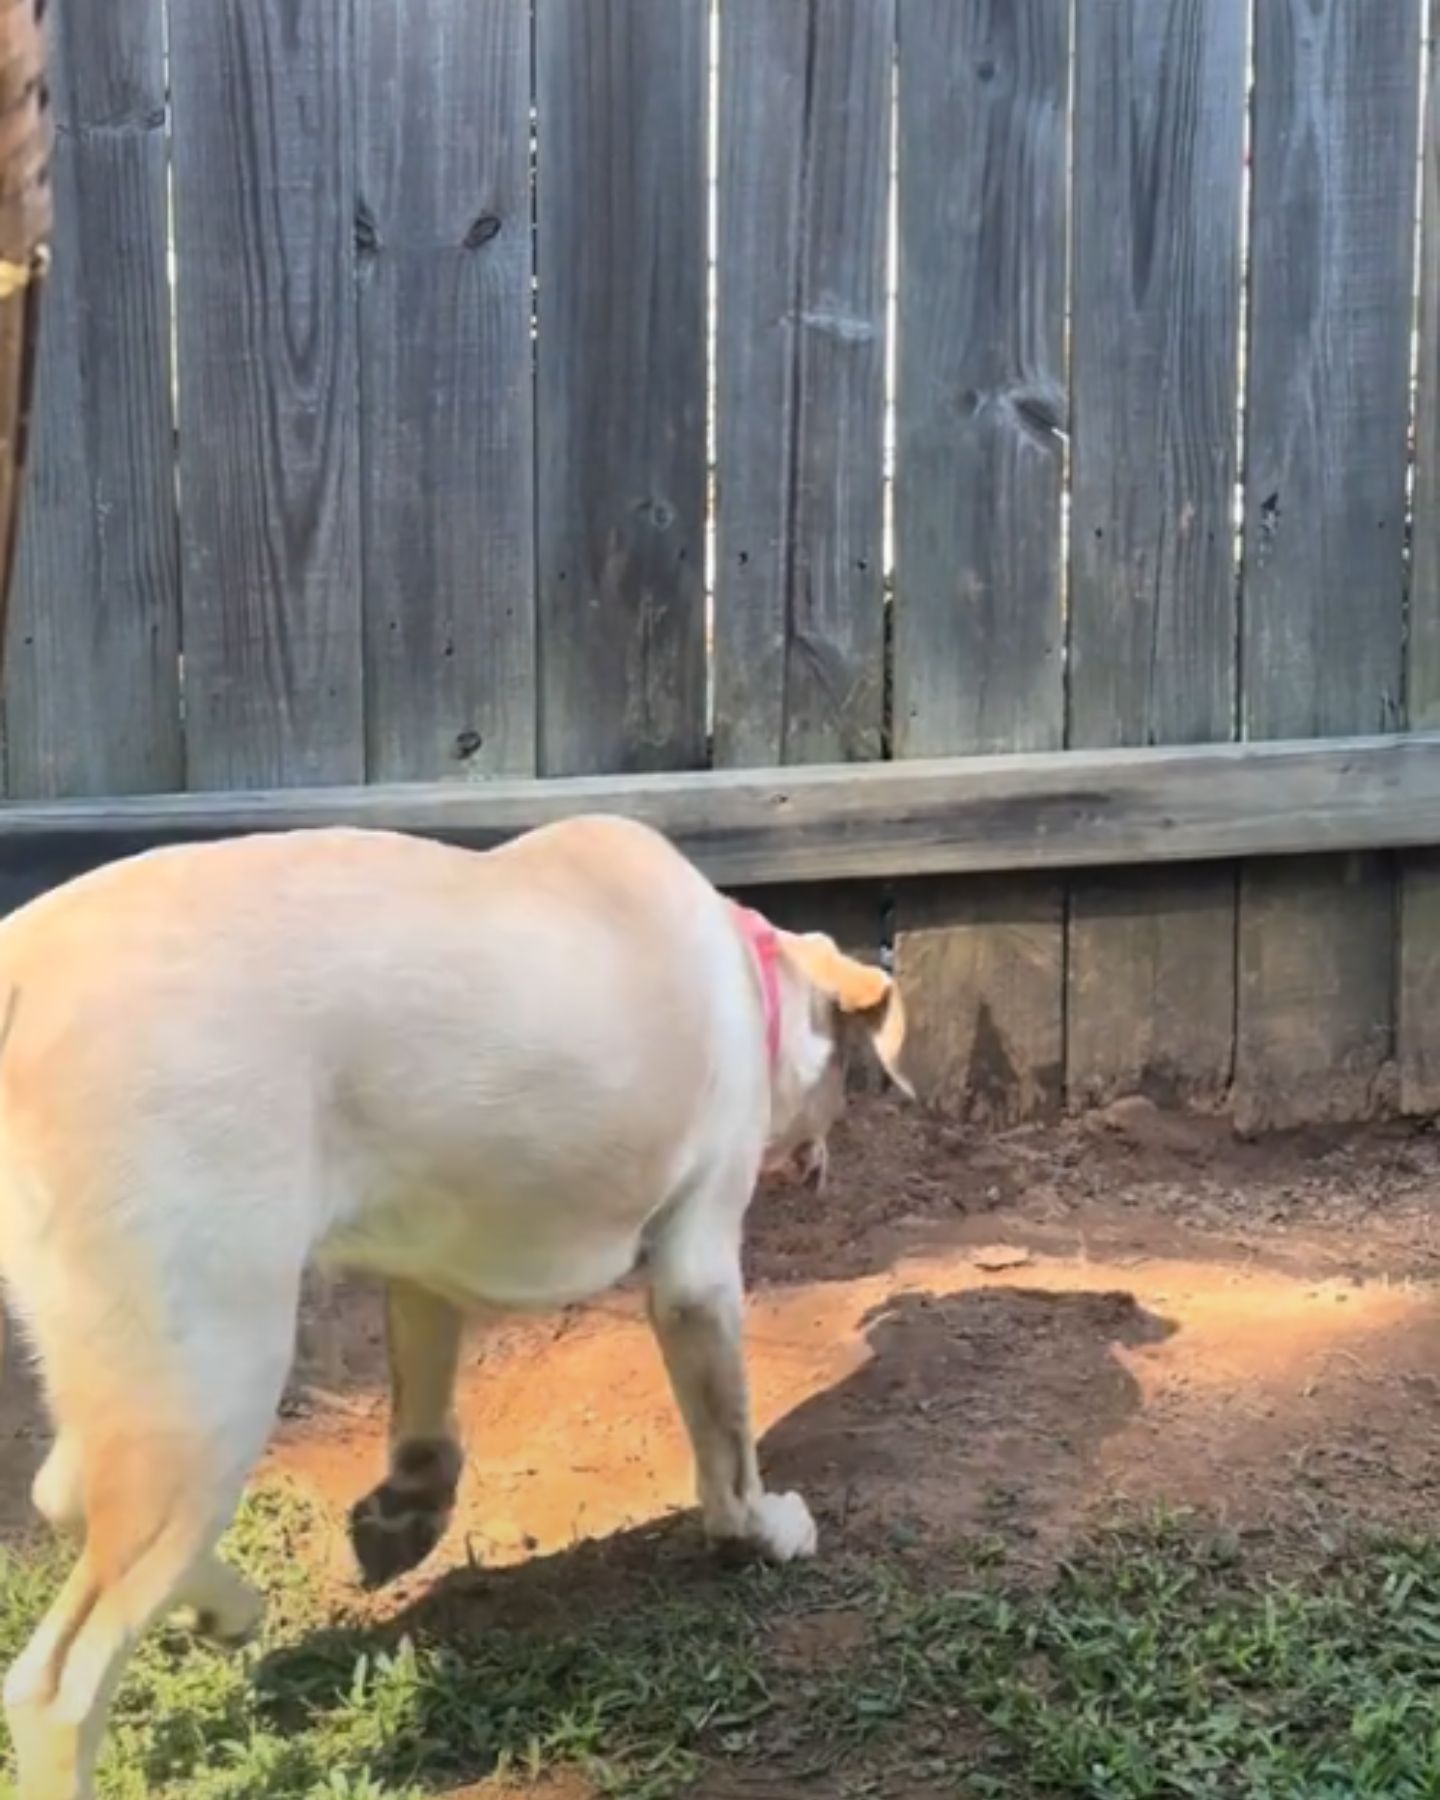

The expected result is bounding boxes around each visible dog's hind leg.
[348,1281,463,1588]
[3,1285,297,1797]
[646,1164,817,1564]
[32,1430,261,1645]
[31,1432,83,1531]
[4,1435,265,1800]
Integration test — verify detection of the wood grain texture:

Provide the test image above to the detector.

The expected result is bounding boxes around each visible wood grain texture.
[5,0,179,798]
[169,0,362,790]
[1066,0,1246,1108]
[892,0,1069,1122]
[534,0,706,777]
[893,0,1067,758]
[1400,0,1440,1113]
[1068,866,1239,1108]
[1239,855,1398,1129]
[0,733,1436,889]
[896,877,1063,1122]
[1237,0,1419,1128]
[1414,0,1440,736]
[357,0,535,782]
[1068,0,1244,751]
[1401,854,1440,1114]
[713,0,892,767]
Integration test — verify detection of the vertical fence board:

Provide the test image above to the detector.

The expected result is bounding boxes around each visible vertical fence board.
[712,0,804,770]
[713,0,891,768]
[1401,0,1440,1113]
[1400,846,1440,1113]
[6,0,179,798]
[357,1,535,782]
[1413,3,1440,740]
[1065,0,1245,1108]
[1237,0,1418,1129]
[170,0,362,790]
[534,0,706,778]
[892,0,1069,1123]
[895,876,1064,1119]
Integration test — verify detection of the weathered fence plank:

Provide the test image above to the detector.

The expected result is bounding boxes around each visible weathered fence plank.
[892,0,1069,1123]
[1401,844,1440,1112]
[5,0,178,798]
[1065,0,1246,1108]
[713,0,891,768]
[534,0,706,778]
[0,734,1435,917]
[1413,3,1440,742]
[357,0,535,782]
[1401,0,1440,1113]
[0,732,1433,874]
[1237,0,1419,1128]
[169,0,363,789]
[895,876,1063,1119]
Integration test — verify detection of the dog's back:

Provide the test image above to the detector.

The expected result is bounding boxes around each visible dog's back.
[0,817,762,1315]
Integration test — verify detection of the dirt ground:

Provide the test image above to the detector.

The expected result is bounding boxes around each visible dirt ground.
[10,1095,1440,1792]
[8,1092,1440,1580]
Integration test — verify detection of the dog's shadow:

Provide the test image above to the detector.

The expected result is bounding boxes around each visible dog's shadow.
[762,1283,1174,1537]
[240,1285,1174,1792]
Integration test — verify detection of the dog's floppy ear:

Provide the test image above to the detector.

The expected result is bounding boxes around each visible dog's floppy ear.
[782,932,915,1098]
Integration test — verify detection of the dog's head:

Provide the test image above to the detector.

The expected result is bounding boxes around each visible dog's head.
[763,929,913,1189]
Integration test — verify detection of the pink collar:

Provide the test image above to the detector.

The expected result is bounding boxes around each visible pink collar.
[732,903,782,1074]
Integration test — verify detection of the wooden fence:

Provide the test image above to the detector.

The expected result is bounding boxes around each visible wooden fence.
[6,0,1440,1130]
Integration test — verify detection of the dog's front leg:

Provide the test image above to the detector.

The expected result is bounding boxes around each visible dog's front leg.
[647,1213,817,1563]
[348,1281,463,1588]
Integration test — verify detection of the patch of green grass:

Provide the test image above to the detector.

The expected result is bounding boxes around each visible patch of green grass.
[8,1496,1440,1797]
[825,1511,1440,1798]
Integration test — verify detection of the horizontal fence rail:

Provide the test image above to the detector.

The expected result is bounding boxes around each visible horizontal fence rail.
[0,734,1435,886]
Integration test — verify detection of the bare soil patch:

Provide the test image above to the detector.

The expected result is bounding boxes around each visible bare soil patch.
[7,1093,1440,1793]
[9,1093,1438,1568]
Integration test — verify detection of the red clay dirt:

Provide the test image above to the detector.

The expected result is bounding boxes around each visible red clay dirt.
[8,1093,1440,1580]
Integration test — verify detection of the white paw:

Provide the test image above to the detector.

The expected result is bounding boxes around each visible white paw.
[199,1584,265,1648]
[174,1569,266,1647]
[749,1490,818,1563]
